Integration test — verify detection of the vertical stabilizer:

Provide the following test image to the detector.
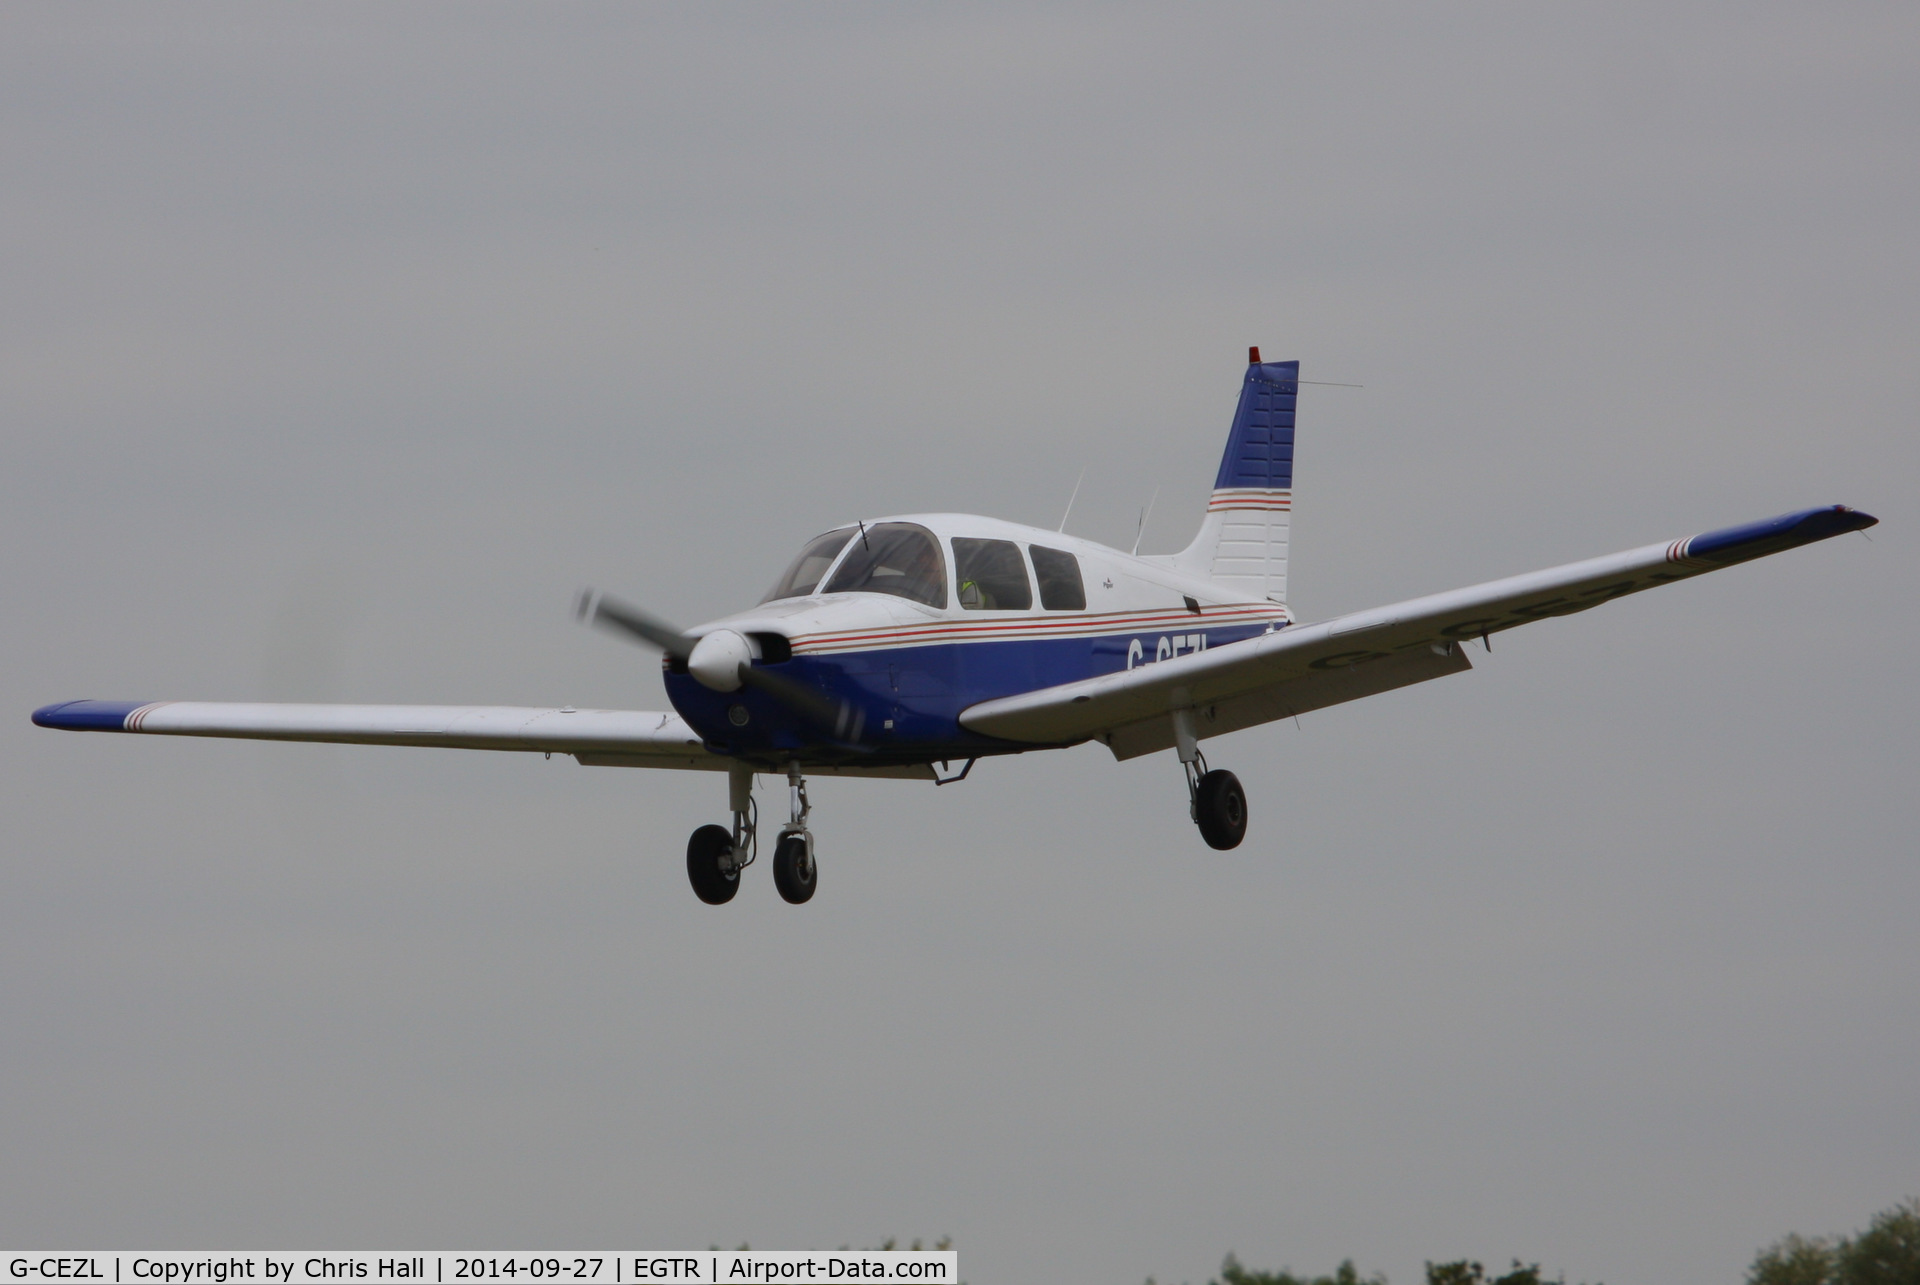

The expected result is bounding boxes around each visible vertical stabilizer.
[1176,355,1297,605]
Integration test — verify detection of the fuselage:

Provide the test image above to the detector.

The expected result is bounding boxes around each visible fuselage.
[664,513,1289,767]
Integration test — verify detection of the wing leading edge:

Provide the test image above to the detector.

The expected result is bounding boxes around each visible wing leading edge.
[961,504,1876,759]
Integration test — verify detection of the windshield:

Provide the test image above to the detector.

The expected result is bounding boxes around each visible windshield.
[822,523,947,608]
[761,528,856,603]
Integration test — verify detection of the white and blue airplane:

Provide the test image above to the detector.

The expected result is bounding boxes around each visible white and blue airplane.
[34,351,1876,905]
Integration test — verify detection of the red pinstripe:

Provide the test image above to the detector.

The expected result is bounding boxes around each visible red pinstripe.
[791,605,1287,655]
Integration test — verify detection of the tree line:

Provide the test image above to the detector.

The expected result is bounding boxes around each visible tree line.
[1143,1196,1920,1285]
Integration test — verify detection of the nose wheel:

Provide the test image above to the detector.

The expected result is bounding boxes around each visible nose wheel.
[772,761,817,903]
[772,832,817,903]
[684,760,818,904]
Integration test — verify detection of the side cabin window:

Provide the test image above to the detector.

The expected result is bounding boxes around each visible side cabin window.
[952,538,1032,611]
[761,528,856,603]
[822,523,947,608]
[1029,545,1086,610]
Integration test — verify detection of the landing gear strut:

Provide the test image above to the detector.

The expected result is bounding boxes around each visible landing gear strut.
[684,761,818,904]
[1175,707,1247,850]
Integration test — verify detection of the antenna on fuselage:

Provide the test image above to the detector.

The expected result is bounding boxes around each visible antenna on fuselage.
[1131,486,1160,556]
[1057,468,1086,534]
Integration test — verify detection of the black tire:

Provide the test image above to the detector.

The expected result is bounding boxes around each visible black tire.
[1194,769,1248,850]
[686,824,741,904]
[772,833,817,904]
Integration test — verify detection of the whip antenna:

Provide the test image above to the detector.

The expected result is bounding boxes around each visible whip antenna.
[1131,487,1159,556]
[1057,468,1086,534]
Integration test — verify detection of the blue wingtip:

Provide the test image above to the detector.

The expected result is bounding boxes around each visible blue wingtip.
[32,700,149,731]
[1685,505,1877,563]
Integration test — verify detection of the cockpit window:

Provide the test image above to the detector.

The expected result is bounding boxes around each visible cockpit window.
[952,538,1032,611]
[822,523,947,608]
[761,528,856,603]
[1030,545,1086,610]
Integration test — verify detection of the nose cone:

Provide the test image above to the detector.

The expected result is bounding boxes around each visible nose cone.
[688,629,754,692]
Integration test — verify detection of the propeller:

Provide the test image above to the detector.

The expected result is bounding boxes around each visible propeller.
[736,663,866,740]
[576,589,866,741]
[576,589,695,659]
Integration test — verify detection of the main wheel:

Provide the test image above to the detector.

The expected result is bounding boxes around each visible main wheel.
[772,832,817,904]
[1194,769,1248,850]
[686,824,741,904]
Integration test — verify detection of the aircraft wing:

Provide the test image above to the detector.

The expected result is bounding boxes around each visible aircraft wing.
[30,700,726,770]
[960,504,1876,760]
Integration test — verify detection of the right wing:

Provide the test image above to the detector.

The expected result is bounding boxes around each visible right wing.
[962,504,1876,760]
[29,700,944,778]
[32,700,726,770]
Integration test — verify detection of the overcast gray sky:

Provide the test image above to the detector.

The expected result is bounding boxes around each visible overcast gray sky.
[4,6,1915,1283]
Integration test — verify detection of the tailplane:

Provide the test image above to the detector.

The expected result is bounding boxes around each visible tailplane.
[1175,350,1297,605]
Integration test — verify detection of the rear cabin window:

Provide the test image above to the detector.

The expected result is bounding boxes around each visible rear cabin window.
[952,538,1033,611]
[761,528,856,602]
[1030,545,1086,610]
[822,523,947,608]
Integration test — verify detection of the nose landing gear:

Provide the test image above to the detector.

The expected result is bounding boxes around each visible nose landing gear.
[771,762,818,904]
[684,760,818,904]
[771,833,816,903]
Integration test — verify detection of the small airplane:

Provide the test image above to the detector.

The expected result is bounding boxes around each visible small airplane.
[34,350,1876,905]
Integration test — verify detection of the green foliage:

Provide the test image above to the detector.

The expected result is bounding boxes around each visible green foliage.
[1749,1199,1920,1285]
[1838,1199,1920,1285]
[1161,1200,1916,1285]
[1749,1234,1839,1285]
[1424,1262,1555,1285]
[1187,1253,1584,1285]
[1211,1253,1385,1285]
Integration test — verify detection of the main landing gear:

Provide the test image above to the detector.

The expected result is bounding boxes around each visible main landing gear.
[685,761,817,905]
[1175,708,1247,850]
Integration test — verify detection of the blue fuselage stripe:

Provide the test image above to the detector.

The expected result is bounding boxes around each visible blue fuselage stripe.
[666,623,1274,761]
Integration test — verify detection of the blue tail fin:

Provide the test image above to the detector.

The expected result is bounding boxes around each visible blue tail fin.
[1215,356,1298,493]
[1176,355,1298,604]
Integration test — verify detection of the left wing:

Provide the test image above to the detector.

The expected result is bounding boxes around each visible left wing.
[962,504,1876,759]
[31,701,725,770]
